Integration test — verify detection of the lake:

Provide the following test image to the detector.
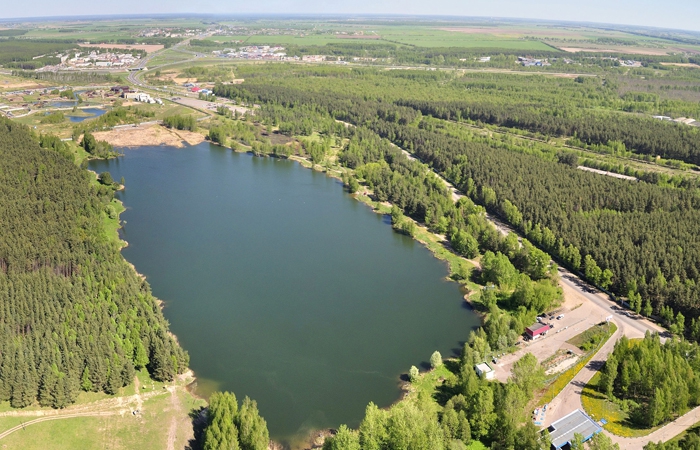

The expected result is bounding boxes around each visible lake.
[89,143,479,446]
[68,108,107,122]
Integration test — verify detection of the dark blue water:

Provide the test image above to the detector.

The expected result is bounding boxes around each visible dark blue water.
[89,143,478,445]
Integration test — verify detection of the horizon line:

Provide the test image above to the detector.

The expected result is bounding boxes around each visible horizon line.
[0,13,699,36]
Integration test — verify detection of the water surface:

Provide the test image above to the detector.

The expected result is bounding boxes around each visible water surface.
[90,143,478,445]
[68,108,106,122]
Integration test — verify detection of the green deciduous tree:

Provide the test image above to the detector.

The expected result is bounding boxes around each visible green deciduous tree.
[430,351,443,369]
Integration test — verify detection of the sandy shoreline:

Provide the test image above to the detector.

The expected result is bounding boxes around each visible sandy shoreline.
[93,123,205,148]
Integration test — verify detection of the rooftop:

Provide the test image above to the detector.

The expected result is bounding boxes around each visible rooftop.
[526,323,549,333]
[475,362,493,373]
[547,409,602,449]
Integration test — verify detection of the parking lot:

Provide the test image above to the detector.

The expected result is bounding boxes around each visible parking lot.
[169,96,250,115]
[493,280,613,382]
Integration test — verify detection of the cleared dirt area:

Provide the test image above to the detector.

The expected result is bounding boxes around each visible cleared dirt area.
[78,43,164,53]
[438,27,579,37]
[0,78,46,90]
[93,124,205,148]
[558,46,669,55]
[337,35,382,39]
[660,62,700,68]
[578,166,638,181]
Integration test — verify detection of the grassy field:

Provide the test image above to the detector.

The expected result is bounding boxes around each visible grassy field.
[0,174,207,449]
[581,371,662,438]
[0,380,206,450]
[567,323,614,351]
[380,28,557,50]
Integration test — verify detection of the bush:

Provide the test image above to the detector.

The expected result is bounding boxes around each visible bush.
[98,171,114,186]
[40,112,65,124]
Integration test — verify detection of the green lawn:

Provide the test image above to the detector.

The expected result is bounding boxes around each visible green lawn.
[0,388,205,450]
[581,372,661,438]
[0,369,205,450]
[567,323,614,351]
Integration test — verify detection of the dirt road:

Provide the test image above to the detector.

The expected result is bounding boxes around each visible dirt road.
[0,411,118,440]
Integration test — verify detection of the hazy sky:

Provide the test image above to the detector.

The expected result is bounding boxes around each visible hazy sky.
[2,0,700,33]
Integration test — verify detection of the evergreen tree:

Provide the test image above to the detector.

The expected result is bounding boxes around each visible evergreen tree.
[236,396,269,450]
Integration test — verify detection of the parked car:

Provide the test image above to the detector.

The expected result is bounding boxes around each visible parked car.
[557,314,564,320]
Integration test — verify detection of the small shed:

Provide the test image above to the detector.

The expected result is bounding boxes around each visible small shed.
[525,323,549,340]
[475,362,495,380]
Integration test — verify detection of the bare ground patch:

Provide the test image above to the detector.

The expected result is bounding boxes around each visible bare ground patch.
[337,35,382,39]
[660,62,700,68]
[558,46,669,55]
[93,124,205,148]
[78,43,164,53]
[439,27,581,37]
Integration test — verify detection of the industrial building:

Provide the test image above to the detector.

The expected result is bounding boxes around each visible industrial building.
[546,409,603,449]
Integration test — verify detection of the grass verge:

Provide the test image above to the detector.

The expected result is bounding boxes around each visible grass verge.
[581,372,661,438]
[538,322,617,405]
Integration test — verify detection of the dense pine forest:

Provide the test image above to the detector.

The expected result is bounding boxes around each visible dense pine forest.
[0,117,188,408]
[600,334,700,428]
[213,64,700,323]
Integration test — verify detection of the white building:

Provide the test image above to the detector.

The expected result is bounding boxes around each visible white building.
[475,363,495,380]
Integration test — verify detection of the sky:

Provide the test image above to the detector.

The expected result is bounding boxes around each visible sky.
[2,0,700,33]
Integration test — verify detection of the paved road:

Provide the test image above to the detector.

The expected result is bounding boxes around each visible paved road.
[610,405,700,448]
[396,136,683,446]
[127,35,207,88]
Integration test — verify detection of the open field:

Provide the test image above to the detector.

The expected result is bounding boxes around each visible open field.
[0,382,204,450]
[380,28,557,50]
[557,46,671,55]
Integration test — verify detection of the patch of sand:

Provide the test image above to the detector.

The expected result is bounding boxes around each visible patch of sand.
[559,46,669,55]
[337,35,382,39]
[93,124,205,148]
[439,27,580,37]
[173,77,197,84]
[78,43,164,53]
[660,62,700,68]
[0,80,46,90]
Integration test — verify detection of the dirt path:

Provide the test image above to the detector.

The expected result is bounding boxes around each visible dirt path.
[134,375,144,412]
[0,387,165,419]
[0,411,118,441]
[166,386,182,450]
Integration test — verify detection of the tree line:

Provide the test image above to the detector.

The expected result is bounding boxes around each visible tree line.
[397,98,700,165]
[0,117,188,408]
[600,333,700,428]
